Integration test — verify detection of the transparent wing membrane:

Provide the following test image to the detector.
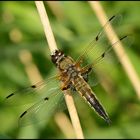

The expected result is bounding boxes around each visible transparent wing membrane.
[3,74,67,127]
[83,35,133,70]
[2,14,132,126]
[18,89,65,127]
[81,35,133,87]
[4,75,60,106]
[75,14,133,87]
[75,14,123,66]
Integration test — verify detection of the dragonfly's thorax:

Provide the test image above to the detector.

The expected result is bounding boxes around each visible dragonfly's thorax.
[65,64,79,79]
[51,50,75,71]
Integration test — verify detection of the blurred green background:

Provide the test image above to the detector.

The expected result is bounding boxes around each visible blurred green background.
[0,1,140,139]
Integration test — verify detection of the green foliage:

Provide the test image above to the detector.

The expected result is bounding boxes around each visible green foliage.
[0,1,140,139]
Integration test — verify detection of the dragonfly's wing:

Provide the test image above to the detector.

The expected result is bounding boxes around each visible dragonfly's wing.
[82,35,133,87]
[3,75,60,106]
[83,35,133,70]
[18,88,65,127]
[75,14,123,66]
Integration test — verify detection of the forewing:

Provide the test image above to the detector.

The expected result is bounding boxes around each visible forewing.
[3,75,60,106]
[75,14,123,66]
[82,35,133,87]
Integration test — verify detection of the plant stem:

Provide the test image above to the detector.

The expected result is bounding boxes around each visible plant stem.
[89,1,140,99]
[35,1,84,138]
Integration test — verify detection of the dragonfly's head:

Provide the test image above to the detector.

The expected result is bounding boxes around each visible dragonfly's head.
[51,50,65,66]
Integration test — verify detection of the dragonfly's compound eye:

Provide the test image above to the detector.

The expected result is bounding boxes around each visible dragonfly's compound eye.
[51,50,65,66]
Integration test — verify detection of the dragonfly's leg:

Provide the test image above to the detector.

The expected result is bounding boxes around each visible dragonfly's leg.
[61,79,71,91]
[61,82,76,92]
[81,66,92,75]
[80,67,92,82]
[75,56,84,68]
[61,85,69,90]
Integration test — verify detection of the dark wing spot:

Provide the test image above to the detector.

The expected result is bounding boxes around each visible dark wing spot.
[31,85,36,88]
[96,35,99,41]
[120,35,127,41]
[20,111,27,118]
[6,93,14,99]
[101,52,105,58]
[44,97,49,101]
[109,15,115,21]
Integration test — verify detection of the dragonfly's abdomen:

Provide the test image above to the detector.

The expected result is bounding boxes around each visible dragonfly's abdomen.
[73,76,111,124]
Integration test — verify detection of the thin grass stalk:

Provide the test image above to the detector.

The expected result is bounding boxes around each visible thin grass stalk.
[35,1,84,138]
[89,1,140,99]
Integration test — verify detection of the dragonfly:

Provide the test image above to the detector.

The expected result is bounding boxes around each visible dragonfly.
[4,15,131,127]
